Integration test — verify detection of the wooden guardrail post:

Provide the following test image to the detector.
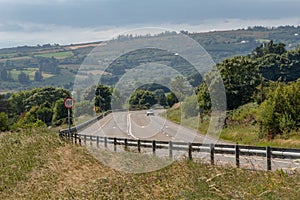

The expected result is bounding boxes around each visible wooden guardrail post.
[188,143,192,160]
[210,143,215,165]
[169,141,173,160]
[138,140,141,153]
[90,136,93,146]
[124,138,128,151]
[84,135,87,145]
[104,137,107,148]
[152,140,156,155]
[266,146,272,171]
[114,138,117,152]
[96,136,99,147]
[235,144,240,168]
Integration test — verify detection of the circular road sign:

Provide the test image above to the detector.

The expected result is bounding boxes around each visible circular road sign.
[64,97,74,109]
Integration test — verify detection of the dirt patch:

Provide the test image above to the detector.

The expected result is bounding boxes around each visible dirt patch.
[66,43,106,50]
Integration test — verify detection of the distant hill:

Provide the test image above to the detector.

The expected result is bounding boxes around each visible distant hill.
[0,26,299,92]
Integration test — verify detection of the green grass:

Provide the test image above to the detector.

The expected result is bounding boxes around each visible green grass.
[165,107,300,148]
[10,68,53,81]
[1,127,300,199]
[35,51,73,59]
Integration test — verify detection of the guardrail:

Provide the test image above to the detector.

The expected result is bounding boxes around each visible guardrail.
[59,111,300,171]
[73,134,300,171]
[58,110,114,143]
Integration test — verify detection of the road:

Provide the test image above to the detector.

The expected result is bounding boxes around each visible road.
[80,110,221,144]
[79,110,300,173]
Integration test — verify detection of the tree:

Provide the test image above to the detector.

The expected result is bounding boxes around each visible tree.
[154,89,167,107]
[166,92,178,107]
[37,107,53,125]
[182,95,199,118]
[0,70,8,81]
[34,70,43,82]
[252,40,286,58]
[18,72,30,84]
[217,56,260,110]
[52,99,69,126]
[0,112,9,131]
[256,79,300,137]
[94,84,112,112]
[169,76,193,102]
[129,90,157,109]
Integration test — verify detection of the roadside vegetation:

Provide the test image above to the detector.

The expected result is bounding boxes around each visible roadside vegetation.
[1,128,300,199]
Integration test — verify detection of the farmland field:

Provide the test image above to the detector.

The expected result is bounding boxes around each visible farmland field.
[35,51,73,59]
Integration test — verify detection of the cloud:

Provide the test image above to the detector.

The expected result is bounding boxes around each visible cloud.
[0,17,299,48]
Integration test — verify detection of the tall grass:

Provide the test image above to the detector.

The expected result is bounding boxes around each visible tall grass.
[1,128,300,199]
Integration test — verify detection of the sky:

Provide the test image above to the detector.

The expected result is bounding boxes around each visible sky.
[0,0,300,48]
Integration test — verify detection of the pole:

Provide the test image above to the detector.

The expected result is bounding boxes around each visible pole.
[68,108,71,137]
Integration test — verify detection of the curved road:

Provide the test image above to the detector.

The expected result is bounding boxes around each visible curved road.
[80,110,221,144]
[79,110,300,172]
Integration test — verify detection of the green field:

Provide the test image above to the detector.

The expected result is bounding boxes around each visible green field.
[35,51,73,59]
[10,68,54,81]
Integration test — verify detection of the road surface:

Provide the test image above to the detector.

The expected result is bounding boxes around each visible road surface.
[79,110,300,173]
[80,110,222,144]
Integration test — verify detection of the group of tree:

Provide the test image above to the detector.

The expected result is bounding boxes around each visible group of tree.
[196,41,300,137]
[0,87,72,130]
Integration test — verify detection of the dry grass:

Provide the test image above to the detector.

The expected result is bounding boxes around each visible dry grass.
[1,128,300,199]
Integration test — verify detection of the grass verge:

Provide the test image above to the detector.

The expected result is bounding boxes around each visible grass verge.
[1,128,300,199]
[165,107,300,148]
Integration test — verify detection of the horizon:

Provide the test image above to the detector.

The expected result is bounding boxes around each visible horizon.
[1,0,300,49]
[1,24,300,49]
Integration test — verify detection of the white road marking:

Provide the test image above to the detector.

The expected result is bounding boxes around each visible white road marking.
[127,113,138,139]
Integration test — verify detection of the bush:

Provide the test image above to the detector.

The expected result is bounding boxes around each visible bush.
[0,112,9,131]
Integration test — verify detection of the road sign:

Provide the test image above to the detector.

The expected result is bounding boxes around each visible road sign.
[64,97,74,109]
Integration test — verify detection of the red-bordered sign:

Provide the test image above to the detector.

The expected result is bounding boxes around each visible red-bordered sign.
[64,97,74,109]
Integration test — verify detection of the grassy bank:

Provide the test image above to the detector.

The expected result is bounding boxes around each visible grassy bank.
[165,107,300,148]
[1,128,300,199]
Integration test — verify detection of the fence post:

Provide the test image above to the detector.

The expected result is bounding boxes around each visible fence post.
[152,140,156,155]
[104,137,107,148]
[114,138,117,152]
[188,143,192,160]
[90,136,92,146]
[84,135,87,145]
[124,138,128,151]
[74,133,77,144]
[210,144,215,165]
[169,141,173,160]
[97,136,99,147]
[138,140,141,153]
[235,144,240,168]
[266,146,272,171]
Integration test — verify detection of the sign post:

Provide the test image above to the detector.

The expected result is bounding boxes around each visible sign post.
[64,97,74,137]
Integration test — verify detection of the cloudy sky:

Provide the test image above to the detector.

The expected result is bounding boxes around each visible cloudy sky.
[0,0,300,48]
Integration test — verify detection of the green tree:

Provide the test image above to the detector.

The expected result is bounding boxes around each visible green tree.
[166,92,178,107]
[34,70,43,82]
[182,95,199,118]
[18,72,30,84]
[74,100,94,117]
[154,89,167,107]
[217,56,260,110]
[256,79,300,137]
[94,84,112,112]
[36,107,53,125]
[252,40,286,58]
[169,76,193,102]
[129,90,157,109]
[0,112,9,131]
[52,99,69,126]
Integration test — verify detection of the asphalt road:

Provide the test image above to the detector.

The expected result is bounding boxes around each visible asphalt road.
[79,110,300,173]
[80,110,222,144]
